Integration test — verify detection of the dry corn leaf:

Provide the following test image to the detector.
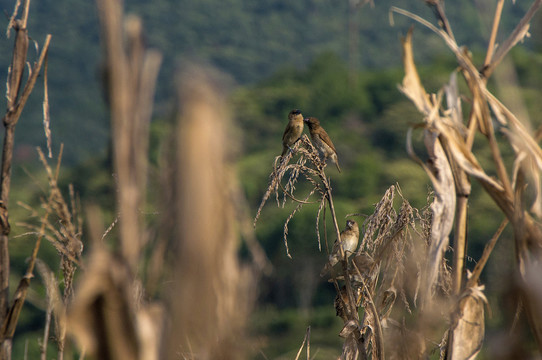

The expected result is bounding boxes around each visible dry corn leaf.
[67,247,140,360]
[485,91,542,217]
[400,29,456,304]
[449,286,487,360]
[443,72,463,129]
[434,118,503,192]
[421,129,456,305]
[398,28,432,116]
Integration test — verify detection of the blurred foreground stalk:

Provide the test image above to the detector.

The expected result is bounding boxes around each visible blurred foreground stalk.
[163,66,254,359]
[67,0,253,359]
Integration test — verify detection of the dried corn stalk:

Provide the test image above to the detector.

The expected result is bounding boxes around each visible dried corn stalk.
[393,0,542,356]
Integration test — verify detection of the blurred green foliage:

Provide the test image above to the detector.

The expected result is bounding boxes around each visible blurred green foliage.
[250,306,344,359]
[0,0,539,164]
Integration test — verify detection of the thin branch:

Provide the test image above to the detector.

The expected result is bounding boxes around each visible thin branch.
[426,0,456,41]
[0,216,48,341]
[3,34,52,127]
[467,219,508,288]
[362,283,384,360]
[483,0,542,78]
[279,180,319,205]
[5,0,22,37]
[315,196,326,251]
[483,0,505,67]
[283,188,317,258]
[294,327,311,360]
[42,54,51,158]
[21,0,30,29]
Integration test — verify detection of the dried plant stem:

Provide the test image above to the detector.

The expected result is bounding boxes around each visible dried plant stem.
[41,302,51,360]
[42,54,52,158]
[315,196,326,251]
[426,0,455,41]
[486,119,513,198]
[279,180,318,205]
[36,259,62,360]
[447,171,471,360]
[1,147,64,349]
[482,0,542,78]
[362,284,384,360]
[452,195,468,294]
[325,185,342,248]
[96,0,162,271]
[97,0,139,269]
[294,327,310,360]
[467,218,508,288]
[3,34,51,128]
[0,1,51,355]
[1,218,47,353]
[283,188,317,258]
[440,136,471,295]
[483,0,504,67]
[1,30,51,258]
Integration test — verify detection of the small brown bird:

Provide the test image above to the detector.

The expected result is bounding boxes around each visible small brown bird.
[350,252,375,284]
[320,219,359,276]
[334,285,362,322]
[331,252,375,284]
[304,117,341,172]
[281,109,304,157]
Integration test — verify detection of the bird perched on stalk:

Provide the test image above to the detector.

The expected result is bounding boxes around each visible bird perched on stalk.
[281,109,304,157]
[320,219,359,276]
[304,116,341,172]
[334,285,362,322]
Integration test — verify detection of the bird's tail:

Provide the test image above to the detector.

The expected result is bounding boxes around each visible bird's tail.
[332,154,341,173]
[320,263,331,277]
[320,255,339,277]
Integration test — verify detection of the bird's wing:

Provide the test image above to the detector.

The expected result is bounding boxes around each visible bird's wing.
[282,122,291,142]
[316,130,337,153]
[331,238,340,254]
[331,229,347,254]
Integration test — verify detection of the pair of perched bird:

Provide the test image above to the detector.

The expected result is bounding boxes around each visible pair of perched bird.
[280,109,357,274]
[281,109,341,172]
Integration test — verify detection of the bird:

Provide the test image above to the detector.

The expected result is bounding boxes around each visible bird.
[320,219,359,276]
[334,285,362,322]
[304,116,341,172]
[350,252,375,284]
[281,109,304,157]
[329,252,375,285]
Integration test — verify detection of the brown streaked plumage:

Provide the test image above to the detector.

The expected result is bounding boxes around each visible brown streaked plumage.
[304,117,341,172]
[334,285,362,322]
[281,109,304,157]
[320,219,359,276]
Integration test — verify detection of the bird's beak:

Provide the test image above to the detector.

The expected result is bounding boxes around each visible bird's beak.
[303,118,309,123]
